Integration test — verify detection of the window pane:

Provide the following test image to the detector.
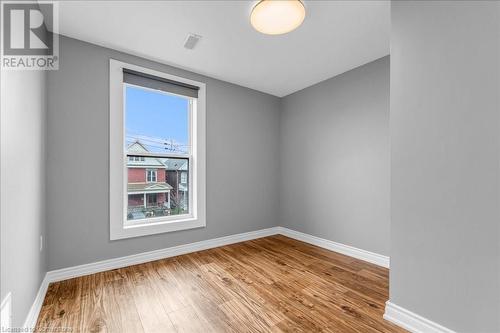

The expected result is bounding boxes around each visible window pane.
[126,157,189,222]
[124,84,191,224]
[125,85,189,154]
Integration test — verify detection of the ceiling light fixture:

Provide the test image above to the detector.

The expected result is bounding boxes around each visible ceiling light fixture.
[250,0,306,35]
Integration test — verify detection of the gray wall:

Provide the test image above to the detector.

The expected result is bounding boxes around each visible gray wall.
[1,70,47,327]
[279,56,390,256]
[390,1,499,332]
[46,36,280,270]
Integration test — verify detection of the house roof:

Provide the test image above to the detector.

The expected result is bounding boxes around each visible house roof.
[164,159,188,171]
[127,141,165,168]
[127,141,149,153]
[128,182,173,193]
[127,141,189,170]
[128,157,165,168]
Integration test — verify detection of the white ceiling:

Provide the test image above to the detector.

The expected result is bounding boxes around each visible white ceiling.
[54,1,390,97]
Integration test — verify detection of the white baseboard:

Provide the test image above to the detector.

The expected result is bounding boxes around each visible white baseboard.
[45,227,389,283]
[26,226,390,328]
[23,275,49,330]
[277,227,390,268]
[384,301,456,333]
[46,227,280,283]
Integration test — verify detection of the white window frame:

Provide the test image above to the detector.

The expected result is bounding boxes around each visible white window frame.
[146,169,157,183]
[109,59,206,240]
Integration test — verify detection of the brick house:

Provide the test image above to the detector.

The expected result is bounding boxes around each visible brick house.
[127,141,173,219]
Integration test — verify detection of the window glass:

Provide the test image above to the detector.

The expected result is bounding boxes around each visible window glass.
[125,85,190,223]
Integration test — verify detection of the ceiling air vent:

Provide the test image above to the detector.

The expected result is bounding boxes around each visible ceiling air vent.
[184,34,202,50]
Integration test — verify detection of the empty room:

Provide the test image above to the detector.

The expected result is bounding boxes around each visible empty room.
[1,1,499,332]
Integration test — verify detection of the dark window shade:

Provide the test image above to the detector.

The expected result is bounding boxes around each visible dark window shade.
[123,68,199,98]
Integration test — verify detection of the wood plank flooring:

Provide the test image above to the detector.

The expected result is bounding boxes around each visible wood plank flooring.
[35,235,406,332]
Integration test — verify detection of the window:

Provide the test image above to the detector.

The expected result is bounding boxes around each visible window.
[110,59,206,240]
[146,169,157,183]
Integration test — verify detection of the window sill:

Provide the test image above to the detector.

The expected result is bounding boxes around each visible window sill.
[110,216,205,240]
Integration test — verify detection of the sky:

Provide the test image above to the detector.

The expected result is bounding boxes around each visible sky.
[125,85,189,153]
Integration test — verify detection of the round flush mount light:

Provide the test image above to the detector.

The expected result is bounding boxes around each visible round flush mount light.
[250,0,306,35]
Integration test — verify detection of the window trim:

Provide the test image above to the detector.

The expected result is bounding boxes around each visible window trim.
[109,59,206,240]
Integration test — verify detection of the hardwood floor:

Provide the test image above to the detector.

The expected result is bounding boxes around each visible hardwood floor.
[36,235,406,332]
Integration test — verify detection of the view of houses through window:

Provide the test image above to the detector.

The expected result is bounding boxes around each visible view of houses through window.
[125,84,190,223]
